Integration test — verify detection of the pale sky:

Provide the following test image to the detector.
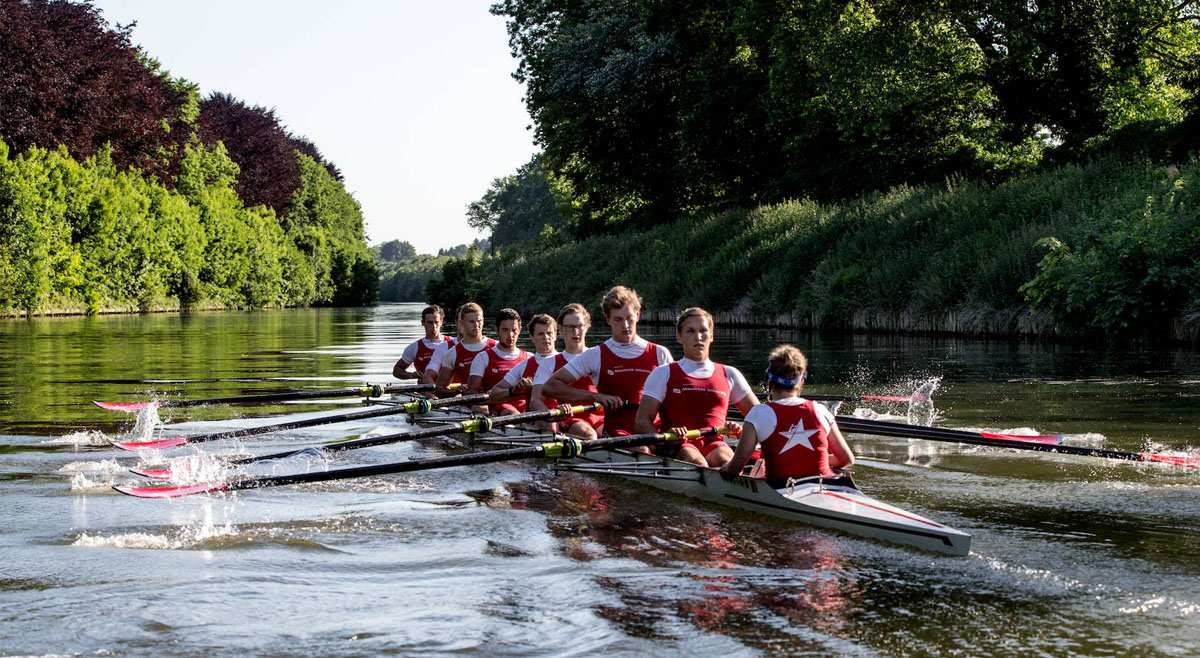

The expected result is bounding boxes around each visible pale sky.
[89,0,537,255]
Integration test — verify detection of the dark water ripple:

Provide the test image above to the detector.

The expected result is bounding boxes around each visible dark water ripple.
[2,305,1199,656]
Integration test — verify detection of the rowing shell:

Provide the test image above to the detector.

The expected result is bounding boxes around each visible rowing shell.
[406,397,972,556]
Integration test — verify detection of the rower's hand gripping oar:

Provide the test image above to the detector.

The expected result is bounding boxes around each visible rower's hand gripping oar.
[111,392,489,452]
[93,383,441,412]
[129,402,606,478]
[115,422,712,498]
[836,416,1200,468]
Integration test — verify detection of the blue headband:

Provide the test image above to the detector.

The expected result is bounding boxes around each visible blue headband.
[766,370,805,387]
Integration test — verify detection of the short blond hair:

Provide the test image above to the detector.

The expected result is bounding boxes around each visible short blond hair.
[456,302,483,321]
[557,302,591,328]
[767,344,807,383]
[675,307,713,334]
[601,285,642,318]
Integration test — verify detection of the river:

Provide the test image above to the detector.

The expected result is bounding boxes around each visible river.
[2,303,1198,656]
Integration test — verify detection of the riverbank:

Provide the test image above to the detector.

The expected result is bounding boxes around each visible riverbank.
[428,153,1200,344]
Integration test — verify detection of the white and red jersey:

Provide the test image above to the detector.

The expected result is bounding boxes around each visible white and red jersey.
[426,337,458,376]
[641,358,752,431]
[401,336,448,374]
[470,345,530,392]
[565,337,672,435]
[496,352,555,412]
[445,337,496,384]
[535,351,603,428]
[743,398,837,479]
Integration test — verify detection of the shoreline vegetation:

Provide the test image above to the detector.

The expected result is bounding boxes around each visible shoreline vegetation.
[0,2,376,318]
[421,151,1200,344]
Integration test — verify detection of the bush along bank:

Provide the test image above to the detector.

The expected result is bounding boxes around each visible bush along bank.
[427,155,1200,343]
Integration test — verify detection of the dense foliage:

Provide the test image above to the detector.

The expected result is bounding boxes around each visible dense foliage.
[0,0,375,314]
[440,150,1200,341]
[466,155,567,249]
[0,0,194,180]
[492,0,1200,233]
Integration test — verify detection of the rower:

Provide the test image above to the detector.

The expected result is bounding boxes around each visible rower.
[530,303,603,439]
[635,307,759,467]
[718,345,854,484]
[393,305,448,380]
[483,313,561,415]
[466,308,530,414]
[542,286,672,436]
[434,302,496,398]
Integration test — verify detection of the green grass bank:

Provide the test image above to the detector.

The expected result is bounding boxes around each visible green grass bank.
[441,155,1200,343]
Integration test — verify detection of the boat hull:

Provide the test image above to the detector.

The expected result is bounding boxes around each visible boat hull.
[404,397,972,556]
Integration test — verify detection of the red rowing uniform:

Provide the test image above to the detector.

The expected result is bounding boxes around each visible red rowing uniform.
[475,347,530,412]
[751,400,835,479]
[596,341,662,435]
[448,338,497,384]
[541,352,604,429]
[410,337,446,374]
[658,362,731,456]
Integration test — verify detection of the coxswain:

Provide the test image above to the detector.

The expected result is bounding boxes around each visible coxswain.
[529,303,603,439]
[487,313,558,415]
[434,302,496,398]
[465,308,530,414]
[393,305,448,380]
[635,307,759,467]
[718,345,854,483]
[542,286,672,436]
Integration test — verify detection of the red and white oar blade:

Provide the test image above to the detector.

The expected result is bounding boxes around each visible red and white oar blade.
[93,400,158,412]
[980,432,1063,445]
[1139,453,1200,468]
[110,437,189,451]
[113,481,230,498]
[861,395,913,402]
[130,467,173,479]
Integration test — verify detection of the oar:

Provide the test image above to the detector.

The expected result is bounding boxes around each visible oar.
[93,383,437,411]
[130,402,602,478]
[114,426,715,498]
[752,392,914,403]
[838,416,1065,445]
[836,416,1200,468]
[111,393,489,452]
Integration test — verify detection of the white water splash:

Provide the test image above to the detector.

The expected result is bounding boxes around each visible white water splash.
[907,377,940,426]
[58,458,124,473]
[43,430,110,447]
[73,502,237,550]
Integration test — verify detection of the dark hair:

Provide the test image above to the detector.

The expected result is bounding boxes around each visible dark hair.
[495,307,522,327]
[675,307,713,334]
[421,305,443,322]
[529,313,556,333]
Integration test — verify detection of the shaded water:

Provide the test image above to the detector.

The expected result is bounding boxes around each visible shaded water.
[2,304,1199,656]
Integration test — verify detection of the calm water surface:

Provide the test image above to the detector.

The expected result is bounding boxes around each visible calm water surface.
[2,304,1199,656]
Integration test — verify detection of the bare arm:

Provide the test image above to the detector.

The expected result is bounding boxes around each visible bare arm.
[827,423,855,469]
[719,423,759,477]
[633,396,663,435]
[392,359,417,380]
[434,363,456,398]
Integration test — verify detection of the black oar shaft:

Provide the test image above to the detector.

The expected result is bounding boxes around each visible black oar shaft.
[185,393,488,444]
[227,431,685,492]
[836,417,1145,463]
[232,403,601,465]
[156,384,433,408]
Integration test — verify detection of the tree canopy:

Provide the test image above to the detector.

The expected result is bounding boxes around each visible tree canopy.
[492,0,1200,234]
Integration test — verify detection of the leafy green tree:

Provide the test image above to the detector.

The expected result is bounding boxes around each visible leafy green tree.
[377,239,417,263]
[466,156,564,249]
[493,0,1200,232]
